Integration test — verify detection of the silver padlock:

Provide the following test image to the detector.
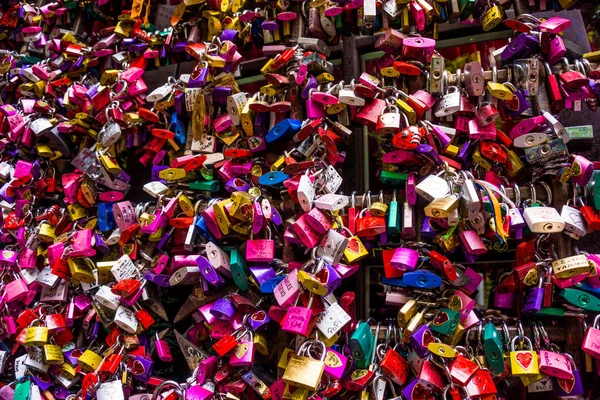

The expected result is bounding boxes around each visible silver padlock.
[523,206,565,233]
[316,229,348,265]
[95,285,121,310]
[297,173,315,212]
[513,132,548,148]
[416,173,450,201]
[143,181,169,198]
[113,305,139,333]
[314,194,349,211]
[338,83,365,107]
[434,86,461,117]
[560,201,587,237]
[30,118,54,136]
[100,121,122,147]
[542,111,568,143]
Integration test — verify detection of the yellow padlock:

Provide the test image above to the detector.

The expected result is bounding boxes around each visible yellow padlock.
[254,333,269,355]
[99,154,121,174]
[159,168,187,181]
[240,99,254,136]
[509,336,539,376]
[486,81,515,101]
[297,270,328,296]
[36,144,54,158]
[213,199,233,235]
[25,322,48,347]
[260,84,285,97]
[343,235,369,263]
[38,222,56,243]
[482,4,502,32]
[380,67,400,78]
[230,191,254,221]
[395,98,417,125]
[472,145,492,170]
[67,204,87,221]
[59,362,77,379]
[444,144,460,158]
[278,348,295,369]
[179,194,194,217]
[78,349,103,372]
[149,227,165,242]
[506,150,524,176]
[43,344,64,365]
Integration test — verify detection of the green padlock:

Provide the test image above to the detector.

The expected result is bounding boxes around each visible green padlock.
[592,170,600,210]
[558,288,600,311]
[386,190,401,242]
[430,308,460,336]
[15,380,31,400]
[380,171,408,187]
[458,0,476,21]
[483,323,505,374]
[189,180,221,192]
[229,249,249,290]
[349,322,374,369]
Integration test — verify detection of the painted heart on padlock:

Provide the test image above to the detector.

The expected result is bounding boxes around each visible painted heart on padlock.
[411,383,431,400]
[325,351,343,368]
[352,369,368,380]
[504,96,520,111]
[449,295,463,310]
[234,343,248,358]
[346,238,360,253]
[131,360,146,375]
[433,311,449,326]
[515,352,533,369]
[422,330,434,347]
[252,311,266,321]
[557,376,575,393]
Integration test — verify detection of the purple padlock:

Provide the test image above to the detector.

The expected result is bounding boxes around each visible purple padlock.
[130,355,154,383]
[198,256,226,287]
[249,265,277,287]
[210,297,236,320]
[247,310,272,332]
[410,324,433,358]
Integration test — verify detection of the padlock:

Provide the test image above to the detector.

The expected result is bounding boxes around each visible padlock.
[552,254,590,279]
[282,341,326,391]
[376,104,402,135]
[510,336,539,375]
[581,314,600,358]
[554,354,585,396]
[246,227,275,262]
[539,349,572,379]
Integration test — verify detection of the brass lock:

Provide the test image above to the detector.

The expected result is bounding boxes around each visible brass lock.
[424,195,459,218]
[370,191,388,217]
[68,258,96,284]
[25,321,49,347]
[43,344,64,365]
[38,222,56,243]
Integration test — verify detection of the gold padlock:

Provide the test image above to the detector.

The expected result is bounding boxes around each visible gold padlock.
[25,322,48,347]
[230,191,254,221]
[397,299,417,327]
[472,145,492,170]
[552,254,591,279]
[68,258,96,284]
[99,154,121,174]
[159,168,187,181]
[179,194,195,217]
[282,384,310,400]
[403,310,425,343]
[43,343,64,365]
[36,144,54,158]
[434,232,460,252]
[424,195,459,218]
[395,98,417,125]
[444,144,460,158]
[282,351,325,390]
[445,324,465,347]
[240,98,254,136]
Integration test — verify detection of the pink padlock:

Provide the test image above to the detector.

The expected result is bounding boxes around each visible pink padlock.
[206,242,231,278]
[539,16,571,34]
[305,207,333,235]
[246,228,274,263]
[572,155,594,186]
[539,350,572,379]
[459,230,487,255]
[229,331,255,366]
[450,289,475,321]
[120,67,145,84]
[586,254,600,288]
[274,269,300,308]
[141,210,168,235]
[323,348,348,379]
[281,301,313,336]
[390,248,419,271]
[201,206,223,240]
[112,201,137,231]
[69,229,96,257]
[582,315,600,359]
[128,79,148,96]
[468,119,496,140]
[185,385,214,400]
[213,113,232,133]
[0,249,17,266]
[402,37,436,62]
[291,214,323,249]
[4,275,29,303]
[14,160,33,179]
[218,160,237,182]
[306,98,327,119]
[354,98,387,128]
[18,248,36,269]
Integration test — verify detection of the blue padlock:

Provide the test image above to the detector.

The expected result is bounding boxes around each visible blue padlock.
[195,216,216,243]
[258,171,289,188]
[171,113,186,144]
[260,275,285,293]
[402,270,442,289]
[265,118,302,143]
[97,203,116,232]
[381,276,407,287]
